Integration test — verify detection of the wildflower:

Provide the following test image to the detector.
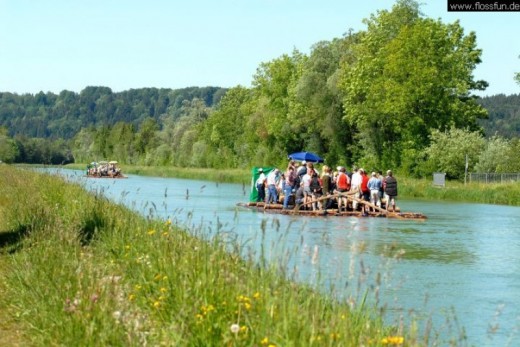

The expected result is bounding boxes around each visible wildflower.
[163,275,168,281]
[381,336,404,345]
[261,337,269,345]
[240,325,248,332]
[196,313,204,320]
[330,332,340,340]
[244,302,252,310]
[230,324,240,334]
[153,301,161,308]
[147,229,156,235]
[125,245,131,250]
[253,292,261,299]
[113,311,122,320]
[166,219,172,225]
[160,287,167,293]
[128,294,135,301]
[162,231,168,236]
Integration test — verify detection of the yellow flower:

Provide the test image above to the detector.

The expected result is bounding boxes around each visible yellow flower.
[128,293,135,301]
[134,284,142,291]
[162,275,168,281]
[253,292,261,299]
[166,219,172,225]
[125,245,131,250]
[196,313,203,320]
[268,345,276,347]
[240,325,248,332]
[153,301,161,308]
[160,287,167,293]
[382,336,404,345]
[261,337,269,345]
[147,229,156,235]
[244,302,252,310]
[330,332,340,340]
[162,231,169,236]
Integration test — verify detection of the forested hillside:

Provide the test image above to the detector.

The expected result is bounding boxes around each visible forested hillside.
[0,86,226,139]
[478,94,520,138]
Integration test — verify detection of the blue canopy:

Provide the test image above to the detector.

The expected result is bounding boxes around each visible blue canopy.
[288,151,324,163]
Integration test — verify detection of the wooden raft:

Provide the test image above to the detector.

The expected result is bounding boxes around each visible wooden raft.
[238,191,427,220]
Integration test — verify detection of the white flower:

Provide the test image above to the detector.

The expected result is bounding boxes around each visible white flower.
[230,323,240,334]
[113,310,122,321]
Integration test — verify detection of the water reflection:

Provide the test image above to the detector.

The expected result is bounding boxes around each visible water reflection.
[48,169,520,346]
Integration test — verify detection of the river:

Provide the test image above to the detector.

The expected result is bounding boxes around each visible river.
[54,169,520,346]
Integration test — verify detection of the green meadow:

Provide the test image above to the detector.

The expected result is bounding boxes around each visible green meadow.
[0,165,431,346]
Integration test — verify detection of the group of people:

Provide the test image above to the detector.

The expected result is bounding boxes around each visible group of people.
[86,162,122,177]
[255,160,398,213]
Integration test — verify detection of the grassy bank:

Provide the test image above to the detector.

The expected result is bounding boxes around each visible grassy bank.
[66,163,250,184]
[66,163,520,206]
[0,165,431,346]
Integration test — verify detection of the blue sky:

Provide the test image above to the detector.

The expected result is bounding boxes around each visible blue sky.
[1,0,518,96]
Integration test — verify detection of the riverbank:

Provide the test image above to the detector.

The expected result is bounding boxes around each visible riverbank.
[65,163,520,206]
[0,165,419,346]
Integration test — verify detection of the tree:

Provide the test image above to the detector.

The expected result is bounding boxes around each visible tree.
[287,36,358,166]
[340,0,487,170]
[251,51,306,162]
[474,136,511,173]
[0,127,19,163]
[423,127,485,179]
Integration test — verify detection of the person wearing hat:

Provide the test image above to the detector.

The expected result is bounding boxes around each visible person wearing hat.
[297,160,307,177]
[255,168,266,202]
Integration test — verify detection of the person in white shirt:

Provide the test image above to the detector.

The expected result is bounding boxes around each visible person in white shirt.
[350,167,362,210]
[255,168,266,202]
[266,169,279,204]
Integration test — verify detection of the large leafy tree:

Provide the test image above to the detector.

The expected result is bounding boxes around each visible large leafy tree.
[251,51,306,162]
[288,34,359,166]
[340,0,488,170]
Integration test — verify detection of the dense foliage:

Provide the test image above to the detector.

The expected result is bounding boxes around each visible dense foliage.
[0,86,225,139]
[478,93,520,138]
[0,0,519,177]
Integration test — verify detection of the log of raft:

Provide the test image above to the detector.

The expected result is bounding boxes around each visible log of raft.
[238,190,427,220]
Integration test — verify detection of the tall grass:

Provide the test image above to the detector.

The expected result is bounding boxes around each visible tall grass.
[0,165,430,346]
[399,177,520,206]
